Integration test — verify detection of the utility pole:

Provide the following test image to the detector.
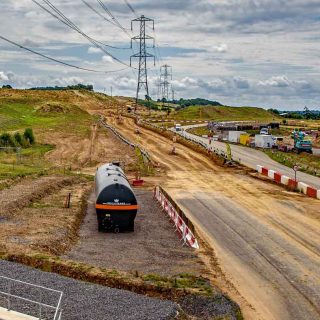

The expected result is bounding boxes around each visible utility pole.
[130,15,155,103]
[160,64,172,102]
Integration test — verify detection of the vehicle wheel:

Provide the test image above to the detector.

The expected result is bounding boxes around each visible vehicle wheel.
[98,223,104,232]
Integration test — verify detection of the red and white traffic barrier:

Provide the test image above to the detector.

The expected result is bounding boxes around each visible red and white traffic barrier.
[257,165,320,199]
[154,186,199,249]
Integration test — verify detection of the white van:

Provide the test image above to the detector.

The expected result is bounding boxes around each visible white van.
[175,124,182,132]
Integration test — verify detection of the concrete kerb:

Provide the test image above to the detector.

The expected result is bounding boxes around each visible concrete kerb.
[256,165,320,199]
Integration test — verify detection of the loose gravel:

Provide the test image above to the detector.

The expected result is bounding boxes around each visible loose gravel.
[65,189,205,276]
[0,260,178,320]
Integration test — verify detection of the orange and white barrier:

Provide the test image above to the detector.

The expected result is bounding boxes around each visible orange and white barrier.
[257,165,320,199]
[154,186,199,249]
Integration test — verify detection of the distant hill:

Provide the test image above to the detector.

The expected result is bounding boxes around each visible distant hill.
[174,105,281,121]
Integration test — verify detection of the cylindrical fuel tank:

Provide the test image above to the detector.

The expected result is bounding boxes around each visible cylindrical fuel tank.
[95,163,138,232]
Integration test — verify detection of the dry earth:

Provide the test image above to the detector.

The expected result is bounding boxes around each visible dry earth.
[106,115,320,320]
[45,124,137,173]
[0,175,91,255]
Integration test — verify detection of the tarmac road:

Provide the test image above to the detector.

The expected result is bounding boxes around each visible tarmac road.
[173,124,320,189]
[107,116,320,320]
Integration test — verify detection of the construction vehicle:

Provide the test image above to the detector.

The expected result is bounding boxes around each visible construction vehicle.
[292,129,313,154]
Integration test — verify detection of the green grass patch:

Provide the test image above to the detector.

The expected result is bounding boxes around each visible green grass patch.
[265,150,320,177]
[0,144,55,178]
[0,101,92,135]
[188,126,210,136]
[143,273,212,294]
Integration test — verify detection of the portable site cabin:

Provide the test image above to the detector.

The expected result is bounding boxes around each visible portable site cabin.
[255,135,274,148]
[239,134,251,146]
[228,131,246,143]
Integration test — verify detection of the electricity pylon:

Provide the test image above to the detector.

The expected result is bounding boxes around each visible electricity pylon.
[130,15,155,102]
[160,64,172,101]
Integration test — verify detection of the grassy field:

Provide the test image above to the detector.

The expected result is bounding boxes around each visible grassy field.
[265,150,320,177]
[0,90,96,135]
[173,105,280,121]
[0,89,114,178]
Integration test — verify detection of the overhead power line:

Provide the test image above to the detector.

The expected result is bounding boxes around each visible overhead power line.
[80,0,117,27]
[0,35,129,74]
[123,0,138,17]
[31,0,132,66]
[96,0,132,37]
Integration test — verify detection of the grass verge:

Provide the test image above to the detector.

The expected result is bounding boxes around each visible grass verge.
[265,150,320,177]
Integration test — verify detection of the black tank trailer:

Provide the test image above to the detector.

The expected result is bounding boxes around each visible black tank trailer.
[95,163,138,232]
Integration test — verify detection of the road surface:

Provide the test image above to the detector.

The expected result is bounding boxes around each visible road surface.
[106,116,320,320]
[173,124,320,189]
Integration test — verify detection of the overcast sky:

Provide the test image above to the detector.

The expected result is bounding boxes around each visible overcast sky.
[0,0,319,110]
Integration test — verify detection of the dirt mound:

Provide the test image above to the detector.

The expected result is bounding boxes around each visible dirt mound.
[37,103,70,113]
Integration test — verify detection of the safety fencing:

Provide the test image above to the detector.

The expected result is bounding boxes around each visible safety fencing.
[99,119,151,163]
[257,165,320,199]
[154,186,199,249]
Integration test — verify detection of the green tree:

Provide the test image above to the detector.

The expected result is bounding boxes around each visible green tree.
[0,133,16,147]
[14,132,23,146]
[23,128,35,145]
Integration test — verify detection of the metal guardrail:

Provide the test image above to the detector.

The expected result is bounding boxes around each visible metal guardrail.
[99,118,152,163]
[0,276,63,320]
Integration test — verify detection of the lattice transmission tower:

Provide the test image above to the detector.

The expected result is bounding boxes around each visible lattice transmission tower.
[130,15,155,102]
[160,64,172,101]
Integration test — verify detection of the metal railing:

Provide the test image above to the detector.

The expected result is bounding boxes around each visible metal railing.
[0,276,63,320]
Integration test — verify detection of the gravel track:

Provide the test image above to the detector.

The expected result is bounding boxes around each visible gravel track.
[0,260,178,320]
[65,189,204,276]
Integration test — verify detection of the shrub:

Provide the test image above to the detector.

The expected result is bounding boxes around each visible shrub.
[23,128,35,145]
[0,133,16,147]
[14,132,23,146]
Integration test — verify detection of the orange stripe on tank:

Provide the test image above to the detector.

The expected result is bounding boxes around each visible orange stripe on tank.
[95,204,138,210]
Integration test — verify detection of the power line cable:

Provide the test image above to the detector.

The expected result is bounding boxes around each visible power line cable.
[80,0,117,27]
[31,0,133,66]
[0,35,129,74]
[123,0,138,18]
[96,0,132,37]
[79,0,131,48]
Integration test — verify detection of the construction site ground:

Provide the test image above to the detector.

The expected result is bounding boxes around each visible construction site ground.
[105,115,320,320]
[65,189,205,276]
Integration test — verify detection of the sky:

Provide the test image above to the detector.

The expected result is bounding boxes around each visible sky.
[0,0,319,110]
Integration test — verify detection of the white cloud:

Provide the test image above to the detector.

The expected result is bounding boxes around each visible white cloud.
[213,43,228,53]
[88,47,102,54]
[0,72,9,81]
[102,55,114,63]
[258,76,290,87]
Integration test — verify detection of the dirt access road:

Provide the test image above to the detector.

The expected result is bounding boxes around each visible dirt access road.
[106,116,320,320]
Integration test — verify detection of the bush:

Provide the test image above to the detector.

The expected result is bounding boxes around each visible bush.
[14,132,23,145]
[0,133,16,147]
[23,128,35,145]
